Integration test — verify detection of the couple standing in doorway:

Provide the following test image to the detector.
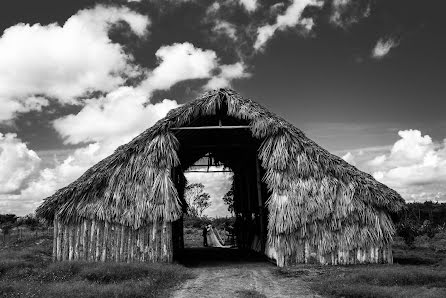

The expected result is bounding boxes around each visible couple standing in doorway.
[202,225,226,248]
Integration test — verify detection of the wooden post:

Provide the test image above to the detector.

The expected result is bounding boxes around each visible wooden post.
[304,241,310,264]
[113,224,123,262]
[68,225,74,261]
[62,224,69,261]
[82,220,88,260]
[101,221,109,262]
[53,218,58,262]
[95,222,102,261]
[255,157,265,253]
[127,229,132,263]
[150,221,157,262]
[74,225,80,260]
[119,225,125,262]
[89,220,96,261]
[56,220,63,261]
[161,221,173,263]
[138,228,144,261]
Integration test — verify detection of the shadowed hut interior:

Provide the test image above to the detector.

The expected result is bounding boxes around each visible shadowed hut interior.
[36,89,405,267]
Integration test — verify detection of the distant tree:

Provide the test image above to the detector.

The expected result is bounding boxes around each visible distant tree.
[0,214,17,241]
[222,186,234,216]
[18,214,42,236]
[185,183,211,217]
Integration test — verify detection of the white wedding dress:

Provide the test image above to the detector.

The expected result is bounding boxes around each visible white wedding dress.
[206,226,229,248]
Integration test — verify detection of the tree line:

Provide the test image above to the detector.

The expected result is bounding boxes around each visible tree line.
[0,213,48,241]
[397,201,446,247]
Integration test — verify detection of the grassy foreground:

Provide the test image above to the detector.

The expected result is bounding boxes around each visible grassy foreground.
[0,235,193,298]
[277,244,446,298]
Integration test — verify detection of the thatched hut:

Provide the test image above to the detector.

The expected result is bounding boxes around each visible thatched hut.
[37,88,405,267]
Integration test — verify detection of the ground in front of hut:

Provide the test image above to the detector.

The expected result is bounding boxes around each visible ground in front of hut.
[172,247,318,298]
[2,230,446,298]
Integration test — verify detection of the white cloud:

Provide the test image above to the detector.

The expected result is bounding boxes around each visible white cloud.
[205,62,251,89]
[372,37,398,59]
[6,41,243,215]
[54,87,179,145]
[55,42,241,145]
[0,142,113,215]
[141,42,218,91]
[254,0,324,50]
[367,154,386,166]
[0,1,253,215]
[239,0,258,12]
[342,151,356,165]
[330,0,370,28]
[345,129,446,203]
[0,133,40,194]
[0,5,149,121]
[213,20,237,41]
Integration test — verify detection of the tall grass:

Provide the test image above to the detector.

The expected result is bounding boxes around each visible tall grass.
[0,235,193,297]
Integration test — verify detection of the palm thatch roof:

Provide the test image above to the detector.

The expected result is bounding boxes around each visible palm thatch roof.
[37,88,405,249]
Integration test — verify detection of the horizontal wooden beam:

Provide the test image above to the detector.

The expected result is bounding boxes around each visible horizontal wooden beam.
[184,170,233,173]
[171,125,251,130]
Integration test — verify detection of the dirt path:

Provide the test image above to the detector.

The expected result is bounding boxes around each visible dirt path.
[172,262,319,298]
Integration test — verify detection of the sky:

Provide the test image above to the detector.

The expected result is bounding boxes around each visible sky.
[0,0,445,217]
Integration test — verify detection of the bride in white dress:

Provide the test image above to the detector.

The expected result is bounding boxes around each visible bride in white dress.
[206,225,228,248]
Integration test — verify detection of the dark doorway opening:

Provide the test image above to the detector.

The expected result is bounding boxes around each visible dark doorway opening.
[169,111,270,265]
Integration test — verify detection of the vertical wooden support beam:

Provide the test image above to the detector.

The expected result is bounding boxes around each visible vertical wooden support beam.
[127,229,132,263]
[101,221,109,262]
[74,225,80,260]
[109,225,114,261]
[53,218,58,262]
[150,221,157,262]
[89,220,96,261]
[118,226,125,261]
[304,241,310,264]
[255,157,265,253]
[68,225,74,261]
[95,222,102,261]
[62,225,69,261]
[82,220,88,260]
[139,228,144,261]
[56,219,63,261]
[161,221,173,263]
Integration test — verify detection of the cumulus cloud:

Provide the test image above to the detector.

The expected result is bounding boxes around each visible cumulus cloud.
[0,142,114,214]
[4,40,247,214]
[0,133,40,194]
[54,87,179,145]
[205,62,251,89]
[213,20,238,41]
[0,5,149,121]
[344,129,446,203]
[55,42,245,145]
[372,37,398,59]
[342,151,356,165]
[141,42,218,91]
[254,0,324,51]
[330,0,371,28]
[239,0,258,12]
[0,4,253,215]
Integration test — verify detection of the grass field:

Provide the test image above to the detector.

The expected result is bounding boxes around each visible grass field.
[0,234,194,298]
[2,230,446,297]
[277,238,446,298]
